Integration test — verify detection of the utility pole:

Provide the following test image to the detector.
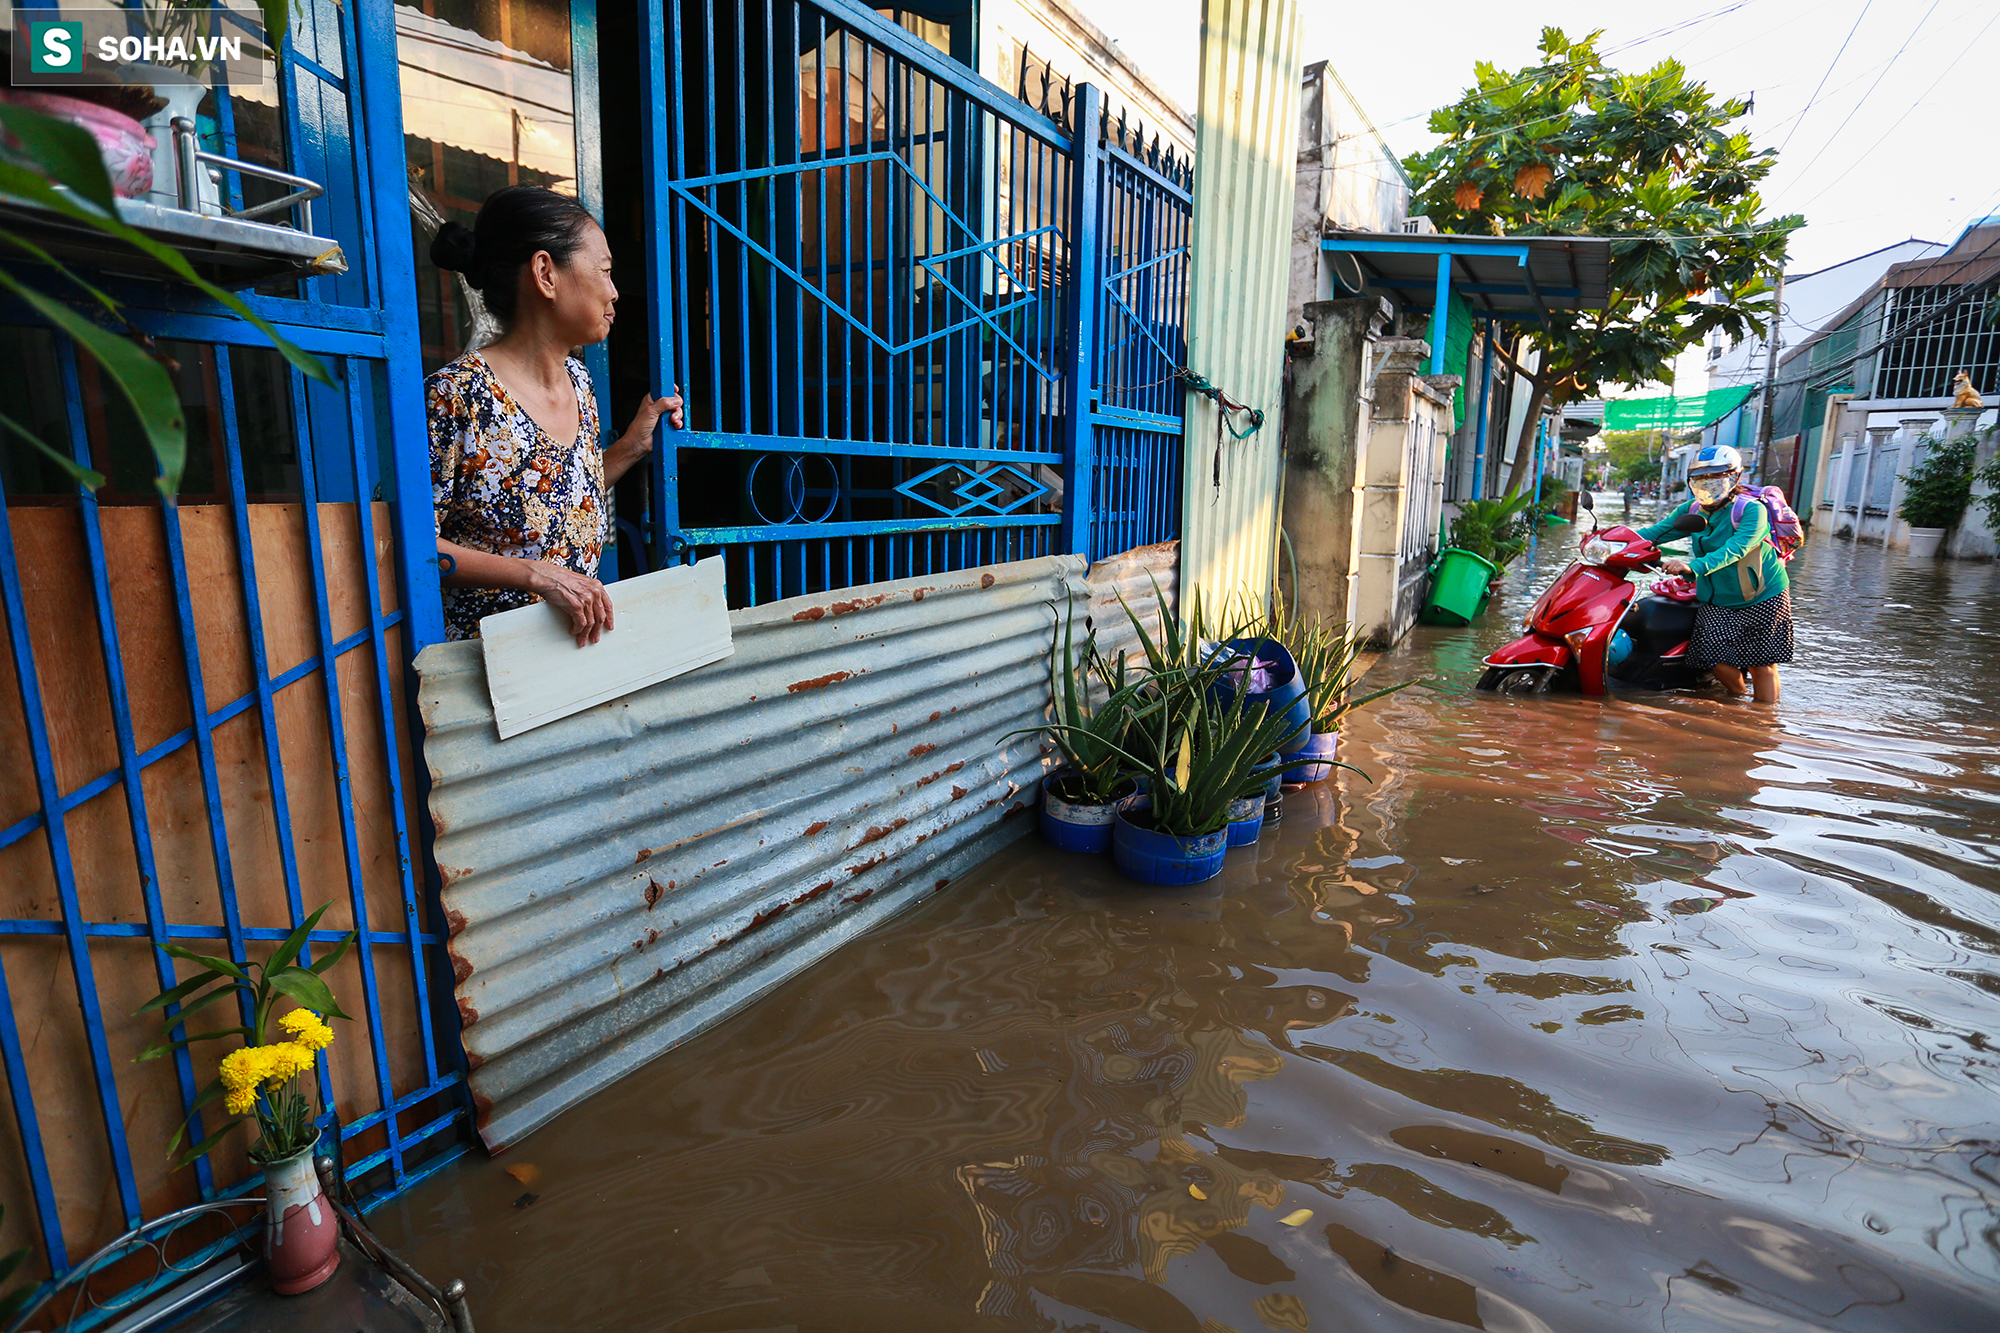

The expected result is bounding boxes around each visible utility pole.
[1754,263,1787,487]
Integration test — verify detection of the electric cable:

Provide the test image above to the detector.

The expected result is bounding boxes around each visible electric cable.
[1778,0,1873,155]
[1779,0,1945,191]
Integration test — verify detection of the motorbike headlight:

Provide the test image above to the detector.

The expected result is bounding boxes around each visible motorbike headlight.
[1584,536,1632,564]
[1581,538,1628,566]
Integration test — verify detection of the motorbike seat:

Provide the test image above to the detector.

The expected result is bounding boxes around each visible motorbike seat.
[1620,594,1696,648]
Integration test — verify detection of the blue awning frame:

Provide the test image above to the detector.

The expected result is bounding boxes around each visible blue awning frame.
[1320,233,1614,375]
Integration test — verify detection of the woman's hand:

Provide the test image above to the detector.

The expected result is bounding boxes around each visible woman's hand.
[1661,557,1692,576]
[603,386,685,485]
[525,561,614,646]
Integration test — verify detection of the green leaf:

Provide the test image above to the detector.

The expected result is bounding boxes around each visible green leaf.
[306,931,355,976]
[268,902,333,975]
[160,944,250,981]
[265,966,348,1021]
[137,1027,250,1062]
[172,1116,248,1170]
[0,105,114,212]
[0,268,186,493]
[137,968,224,1015]
[0,408,103,489]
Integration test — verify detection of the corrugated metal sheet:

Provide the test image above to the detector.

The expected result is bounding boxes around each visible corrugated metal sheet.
[415,555,1087,1149]
[1084,541,1180,663]
[1181,0,1304,607]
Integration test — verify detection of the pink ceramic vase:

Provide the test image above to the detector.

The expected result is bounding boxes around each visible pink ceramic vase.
[262,1140,340,1295]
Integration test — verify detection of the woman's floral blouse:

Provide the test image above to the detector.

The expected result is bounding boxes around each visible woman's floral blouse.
[428,352,604,641]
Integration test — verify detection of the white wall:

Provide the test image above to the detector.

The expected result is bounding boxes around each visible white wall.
[1705,239,1943,396]
[1287,60,1409,334]
[983,0,1195,152]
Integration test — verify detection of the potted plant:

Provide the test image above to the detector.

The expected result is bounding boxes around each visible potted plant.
[1274,618,1420,784]
[1425,493,1533,625]
[1898,433,1977,558]
[138,903,354,1295]
[1012,606,1147,854]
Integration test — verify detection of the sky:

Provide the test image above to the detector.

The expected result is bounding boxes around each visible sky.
[1069,0,2000,391]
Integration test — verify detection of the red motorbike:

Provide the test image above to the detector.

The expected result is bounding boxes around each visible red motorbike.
[1477,493,1709,697]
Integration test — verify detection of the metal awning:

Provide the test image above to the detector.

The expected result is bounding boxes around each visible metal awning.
[1320,231,1616,373]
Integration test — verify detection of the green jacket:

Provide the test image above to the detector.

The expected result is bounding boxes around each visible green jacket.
[1638,497,1789,607]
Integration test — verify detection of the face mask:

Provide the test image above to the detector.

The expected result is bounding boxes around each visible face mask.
[1689,476,1732,506]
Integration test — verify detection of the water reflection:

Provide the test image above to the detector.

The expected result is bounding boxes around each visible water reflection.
[375,530,2000,1332]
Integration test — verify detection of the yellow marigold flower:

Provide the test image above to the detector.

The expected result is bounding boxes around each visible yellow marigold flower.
[219,1045,267,1095]
[278,1009,335,1052]
[262,1041,317,1090]
[224,1084,258,1116]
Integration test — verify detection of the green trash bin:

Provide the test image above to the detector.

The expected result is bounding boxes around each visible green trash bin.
[1420,547,1500,627]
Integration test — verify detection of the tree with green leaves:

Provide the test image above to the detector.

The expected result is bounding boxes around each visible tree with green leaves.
[1599,427,1692,484]
[1404,28,1801,495]
[0,0,327,495]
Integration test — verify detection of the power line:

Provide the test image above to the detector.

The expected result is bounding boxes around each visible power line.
[1794,6,2000,210]
[1778,0,1872,155]
[1780,0,1945,190]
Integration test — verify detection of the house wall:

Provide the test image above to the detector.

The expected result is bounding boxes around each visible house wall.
[984,0,1195,150]
[1287,61,1410,337]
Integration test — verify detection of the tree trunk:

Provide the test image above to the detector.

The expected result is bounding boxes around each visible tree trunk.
[1503,378,1551,496]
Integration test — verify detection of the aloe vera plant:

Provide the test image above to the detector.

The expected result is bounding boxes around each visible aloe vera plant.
[1006,603,1149,806]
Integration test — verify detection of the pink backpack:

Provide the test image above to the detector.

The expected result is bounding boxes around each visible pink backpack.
[1731,486,1804,563]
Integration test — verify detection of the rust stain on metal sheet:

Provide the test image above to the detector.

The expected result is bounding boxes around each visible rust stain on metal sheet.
[472,1091,494,1130]
[446,909,468,937]
[847,853,888,877]
[747,901,790,930]
[457,996,480,1027]
[981,573,995,588]
[951,785,969,799]
[934,878,951,889]
[909,743,938,757]
[788,670,856,693]
[450,948,474,985]
[635,848,653,862]
[803,820,829,837]
[645,880,665,909]
[929,710,942,722]
[853,818,908,847]
[911,586,934,601]
[829,593,889,616]
[792,606,826,622]
[843,889,874,905]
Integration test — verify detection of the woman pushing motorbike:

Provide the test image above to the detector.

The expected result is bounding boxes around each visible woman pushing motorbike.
[1636,444,1792,704]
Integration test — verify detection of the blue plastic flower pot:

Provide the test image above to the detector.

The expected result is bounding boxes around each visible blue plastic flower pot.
[1039,769,1133,855]
[1225,795,1265,847]
[1283,732,1339,785]
[1209,639,1313,754]
[1112,799,1228,885]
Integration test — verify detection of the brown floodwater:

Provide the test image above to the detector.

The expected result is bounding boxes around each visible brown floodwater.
[375,513,2000,1332]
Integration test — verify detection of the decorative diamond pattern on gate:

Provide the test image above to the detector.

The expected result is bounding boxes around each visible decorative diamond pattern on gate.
[895,463,1050,517]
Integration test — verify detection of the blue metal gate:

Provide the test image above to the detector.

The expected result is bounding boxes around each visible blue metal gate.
[0,0,465,1315]
[636,0,1187,603]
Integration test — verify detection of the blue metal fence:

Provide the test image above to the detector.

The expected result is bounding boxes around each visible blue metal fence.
[0,0,463,1314]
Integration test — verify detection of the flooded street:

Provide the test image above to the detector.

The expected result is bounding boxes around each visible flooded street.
[377,516,2000,1331]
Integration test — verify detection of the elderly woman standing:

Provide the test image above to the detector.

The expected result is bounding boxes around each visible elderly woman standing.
[427,186,682,645]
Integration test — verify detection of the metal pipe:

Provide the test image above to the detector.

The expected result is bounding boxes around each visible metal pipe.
[1471,318,1495,498]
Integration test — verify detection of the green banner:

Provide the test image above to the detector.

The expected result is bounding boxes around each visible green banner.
[1601,385,1757,432]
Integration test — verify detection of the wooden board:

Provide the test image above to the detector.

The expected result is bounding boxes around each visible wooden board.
[479,556,734,739]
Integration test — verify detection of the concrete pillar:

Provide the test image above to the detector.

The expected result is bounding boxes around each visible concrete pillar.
[1943,408,1998,561]
[1852,426,1894,540]
[1278,296,1393,639]
[1353,341,1456,645]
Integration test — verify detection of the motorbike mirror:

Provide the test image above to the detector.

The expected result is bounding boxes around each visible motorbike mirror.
[1578,489,1594,512]
[1672,511,1707,532]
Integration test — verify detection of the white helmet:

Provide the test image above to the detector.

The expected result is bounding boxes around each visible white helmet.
[1689,444,1744,477]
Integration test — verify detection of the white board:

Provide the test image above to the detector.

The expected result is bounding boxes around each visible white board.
[480,556,733,739]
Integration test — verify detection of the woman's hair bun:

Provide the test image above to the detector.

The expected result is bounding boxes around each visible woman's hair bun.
[430,221,482,285]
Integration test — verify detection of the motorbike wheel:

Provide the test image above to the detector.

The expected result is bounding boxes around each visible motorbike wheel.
[1497,667,1550,696]
[1476,668,1506,692]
